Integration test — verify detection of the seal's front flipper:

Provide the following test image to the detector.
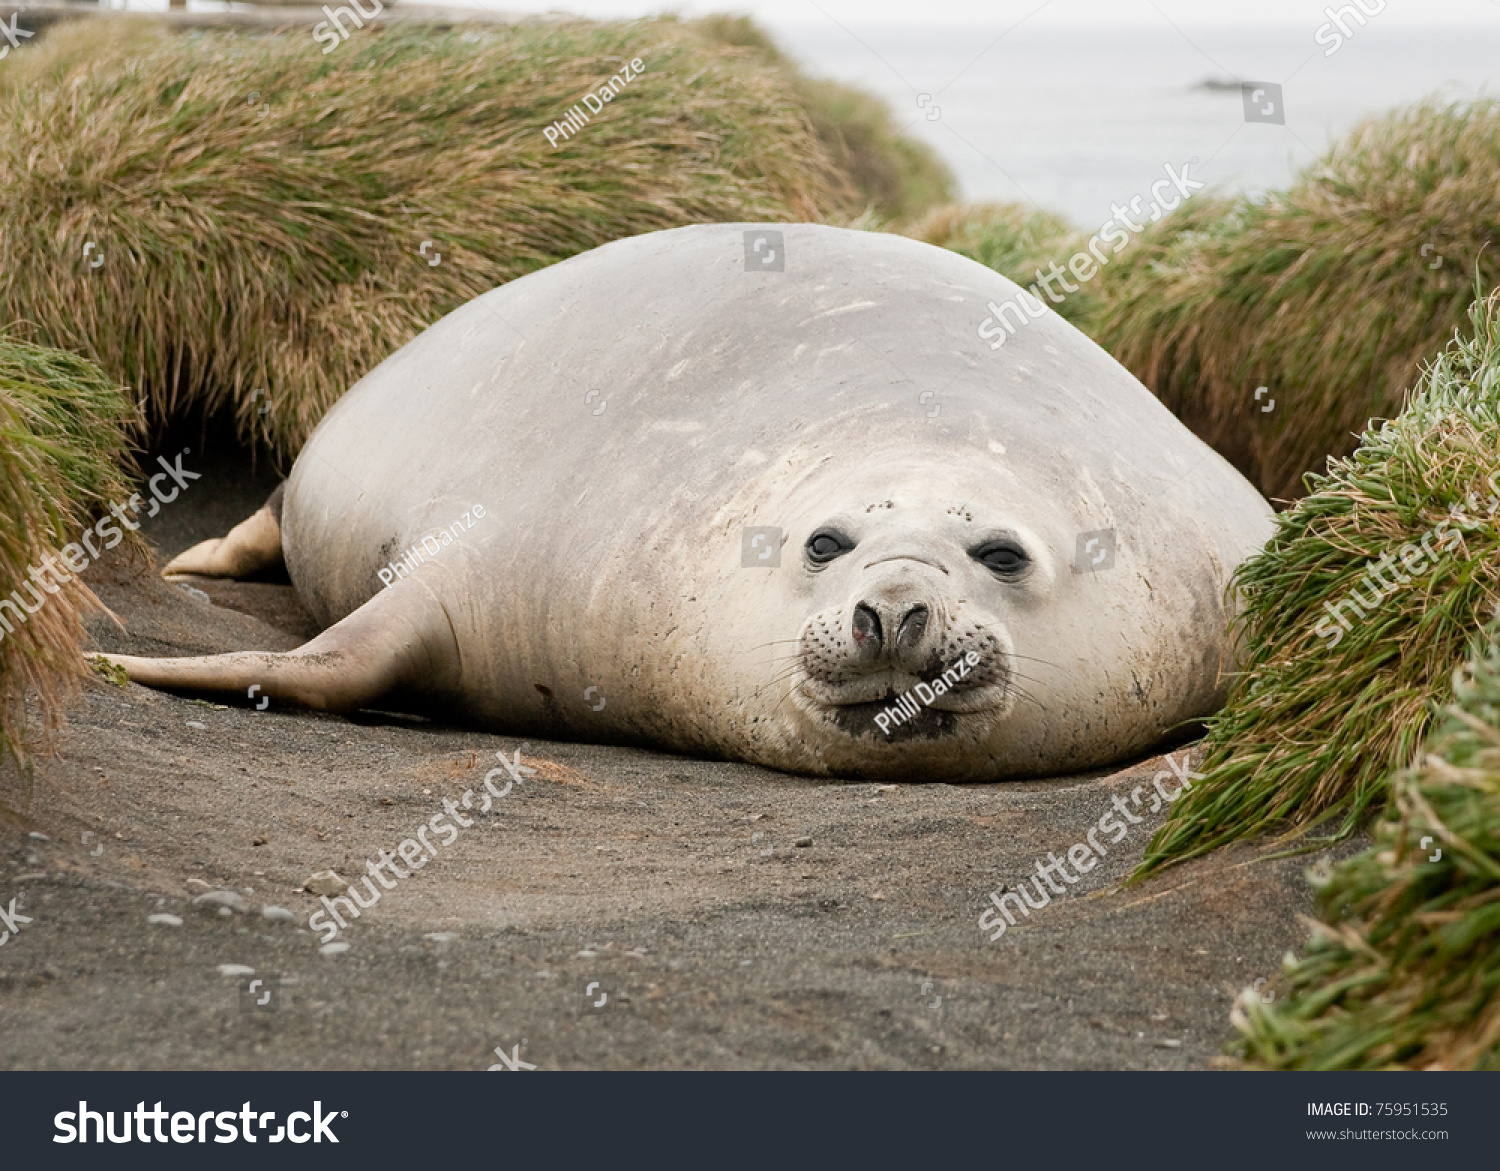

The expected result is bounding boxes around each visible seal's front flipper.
[99,580,460,714]
[163,484,286,580]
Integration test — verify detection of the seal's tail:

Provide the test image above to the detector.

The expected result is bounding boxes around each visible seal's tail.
[162,483,286,580]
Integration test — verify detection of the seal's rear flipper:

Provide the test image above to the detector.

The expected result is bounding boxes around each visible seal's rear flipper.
[163,483,286,580]
[98,580,461,714]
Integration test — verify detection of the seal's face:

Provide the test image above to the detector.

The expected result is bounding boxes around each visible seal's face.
[767,458,1064,772]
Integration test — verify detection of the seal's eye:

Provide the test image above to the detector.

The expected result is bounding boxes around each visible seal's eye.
[973,540,1029,577]
[806,530,853,565]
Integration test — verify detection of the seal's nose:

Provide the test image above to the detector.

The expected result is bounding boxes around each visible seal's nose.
[895,604,929,658]
[852,603,883,655]
[849,595,939,672]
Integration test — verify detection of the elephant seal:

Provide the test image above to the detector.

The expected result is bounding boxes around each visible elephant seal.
[105,223,1273,780]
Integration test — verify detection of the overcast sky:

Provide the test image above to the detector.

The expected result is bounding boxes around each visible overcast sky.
[484,0,1500,25]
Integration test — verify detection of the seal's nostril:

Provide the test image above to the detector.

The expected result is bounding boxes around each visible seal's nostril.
[896,604,929,652]
[852,603,883,649]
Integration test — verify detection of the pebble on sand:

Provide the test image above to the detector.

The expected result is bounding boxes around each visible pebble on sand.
[320,941,351,956]
[262,906,296,922]
[217,964,255,977]
[147,914,184,927]
[305,870,347,897]
[192,890,250,914]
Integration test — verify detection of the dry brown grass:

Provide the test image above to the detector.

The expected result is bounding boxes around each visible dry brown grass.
[0,337,141,769]
[0,16,858,464]
[1138,290,1500,877]
[1093,100,1500,501]
[688,14,954,223]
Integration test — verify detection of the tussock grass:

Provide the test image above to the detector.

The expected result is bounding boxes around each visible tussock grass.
[1136,290,1500,877]
[919,102,1500,499]
[908,202,1091,324]
[0,337,140,767]
[786,77,953,226]
[1094,100,1500,500]
[907,195,1232,339]
[1234,621,1500,1069]
[0,16,869,463]
[689,15,954,223]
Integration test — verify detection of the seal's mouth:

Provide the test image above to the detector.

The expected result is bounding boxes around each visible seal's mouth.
[795,661,1011,742]
[799,672,1009,714]
[792,605,1015,741]
[814,689,1004,743]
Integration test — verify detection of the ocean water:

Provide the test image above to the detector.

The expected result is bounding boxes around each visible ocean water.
[769,21,1500,227]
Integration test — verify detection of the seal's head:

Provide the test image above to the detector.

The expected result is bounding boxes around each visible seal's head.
[744,450,1064,779]
[722,437,1244,781]
[793,511,1024,737]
